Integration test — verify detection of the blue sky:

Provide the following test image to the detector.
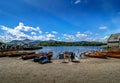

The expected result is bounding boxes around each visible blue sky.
[0,0,120,42]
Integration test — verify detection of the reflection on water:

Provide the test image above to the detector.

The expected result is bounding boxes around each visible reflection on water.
[36,46,104,59]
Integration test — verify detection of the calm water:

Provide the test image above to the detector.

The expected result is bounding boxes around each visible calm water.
[36,46,104,59]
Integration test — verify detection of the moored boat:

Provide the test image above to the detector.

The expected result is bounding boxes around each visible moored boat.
[0,51,35,57]
[22,51,53,60]
[22,54,39,60]
[0,52,6,57]
[84,52,107,58]
[106,50,120,58]
[23,47,42,50]
[8,51,35,57]
[106,53,120,58]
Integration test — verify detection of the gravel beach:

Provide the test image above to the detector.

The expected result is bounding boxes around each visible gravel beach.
[0,57,120,83]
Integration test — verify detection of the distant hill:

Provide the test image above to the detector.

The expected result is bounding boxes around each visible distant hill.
[8,39,59,45]
[9,40,24,44]
[9,39,45,45]
[29,40,42,44]
[39,41,107,46]
[9,39,33,44]
[22,39,33,44]
[8,39,106,46]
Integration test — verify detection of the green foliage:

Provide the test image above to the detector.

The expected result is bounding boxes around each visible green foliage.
[0,42,4,45]
[39,41,107,46]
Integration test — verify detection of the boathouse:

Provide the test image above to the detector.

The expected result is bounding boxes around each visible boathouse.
[107,33,120,48]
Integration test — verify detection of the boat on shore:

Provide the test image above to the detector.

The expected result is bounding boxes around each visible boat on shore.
[0,46,42,52]
[23,47,42,50]
[106,53,120,58]
[84,52,107,58]
[22,54,39,60]
[0,51,35,57]
[22,52,45,60]
[22,51,53,60]
[84,50,120,58]
[8,51,35,57]
[106,50,120,58]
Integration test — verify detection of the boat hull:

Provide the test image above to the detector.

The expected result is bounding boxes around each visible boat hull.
[23,47,42,50]
[0,51,35,57]
[84,52,107,58]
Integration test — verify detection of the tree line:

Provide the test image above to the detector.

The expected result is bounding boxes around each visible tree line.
[39,41,107,46]
[0,41,107,46]
[0,42,4,45]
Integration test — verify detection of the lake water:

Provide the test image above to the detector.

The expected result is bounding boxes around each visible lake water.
[35,46,104,59]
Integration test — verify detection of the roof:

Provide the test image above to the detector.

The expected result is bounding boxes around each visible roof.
[108,33,120,42]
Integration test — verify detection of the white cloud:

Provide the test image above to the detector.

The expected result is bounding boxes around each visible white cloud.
[36,27,42,34]
[1,26,9,30]
[99,26,108,30]
[33,35,45,40]
[76,32,87,38]
[36,27,40,30]
[84,31,92,35]
[85,37,96,41]
[74,0,81,4]
[0,35,13,42]
[0,22,42,41]
[0,22,110,42]
[94,36,109,42]
[84,35,109,42]
[15,22,32,31]
[45,32,49,34]
[46,34,55,40]
[95,33,99,36]
[1,25,32,40]
[14,22,42,34]
[63,34,75,41]
[39,31,42,34]
[52,31,58,34]
[0,22,57,41]
[102,36,109,41]
[31,32,36,35]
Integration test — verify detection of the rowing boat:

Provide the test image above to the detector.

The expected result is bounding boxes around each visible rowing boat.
[84,52,107,58]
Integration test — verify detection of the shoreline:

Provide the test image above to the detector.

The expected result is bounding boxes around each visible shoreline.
[0,57,120,83]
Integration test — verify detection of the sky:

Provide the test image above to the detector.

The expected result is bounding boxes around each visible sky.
[0,0,120,42]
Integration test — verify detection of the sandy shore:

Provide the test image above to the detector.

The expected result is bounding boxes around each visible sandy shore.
[0,57,120,83]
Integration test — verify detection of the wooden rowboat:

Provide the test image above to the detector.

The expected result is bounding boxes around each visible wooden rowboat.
[84,50,120,58]
[22,51,53,60]
[0,51,35,57]
[106,53,120,58]
[84,52,107,58]
[0,52,6,57]
[22,54,39,60]
[106,52,120,58]
[23,47,42,50]
[7,51,35,57]
[22,52,46,60]
[0,51,19,57]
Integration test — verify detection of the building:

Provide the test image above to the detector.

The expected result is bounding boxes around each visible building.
[107,33,120,48]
